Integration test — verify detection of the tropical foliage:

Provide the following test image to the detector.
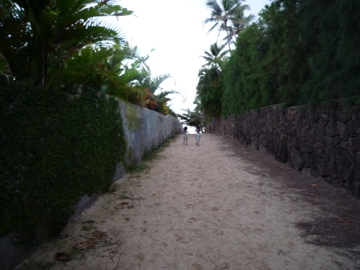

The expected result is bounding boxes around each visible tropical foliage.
[0,53,10,75]
[197,66,223,118]
[197,0,360,119]
[204,0,254,52]
[195,42,228,119]
[202,43,228,71]
[0,81,126,245]
[177,108,204,129]
[0,0,131,87]
[136,73,178,115]
[0,0,179,249]
[0,0,176,115]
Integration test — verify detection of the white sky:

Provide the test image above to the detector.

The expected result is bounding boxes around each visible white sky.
[117,0,270,115]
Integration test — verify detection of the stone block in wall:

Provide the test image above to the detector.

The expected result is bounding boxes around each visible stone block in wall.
[336,107,352,123]
[299,142,313,154]
[336,121,347,140]
[318,113,329,127]
[258,134,267,154]
[321,165,334,179]
[289,147,302,171]
[325,121,337,137]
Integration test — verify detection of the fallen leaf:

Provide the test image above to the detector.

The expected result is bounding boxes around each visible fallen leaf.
[92,231,107,239]
[73,240,97,250]
[84,220,96,224]
[114,201,129,210]
[55,252,72,262]
[337,218,350,225]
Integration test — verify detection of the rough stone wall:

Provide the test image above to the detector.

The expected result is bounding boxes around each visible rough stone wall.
[206,100,360,198]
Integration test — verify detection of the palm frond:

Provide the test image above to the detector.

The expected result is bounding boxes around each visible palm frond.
[0,53,11,75]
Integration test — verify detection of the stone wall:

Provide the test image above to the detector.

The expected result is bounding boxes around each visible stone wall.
[206,100,360,198]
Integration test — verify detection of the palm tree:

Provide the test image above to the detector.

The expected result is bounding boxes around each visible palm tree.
[196,65,223,117]
[204,0,252,52]
[0,0,132,87]
[177,108,204,128]
[202,42,228,71]
[224,9,254,46]
[57,42,137,97]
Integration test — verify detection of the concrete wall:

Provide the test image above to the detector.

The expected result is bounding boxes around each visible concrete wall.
[113,99,182,180]
[1,98,181,270]
[206,100,360,198]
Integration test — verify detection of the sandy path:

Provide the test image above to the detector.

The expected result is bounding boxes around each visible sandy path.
[23,133,360,270]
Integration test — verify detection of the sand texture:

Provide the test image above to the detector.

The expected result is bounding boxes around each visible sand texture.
[22,133,360,270]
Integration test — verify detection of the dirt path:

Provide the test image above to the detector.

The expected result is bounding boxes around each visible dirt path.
[22,133,360,270]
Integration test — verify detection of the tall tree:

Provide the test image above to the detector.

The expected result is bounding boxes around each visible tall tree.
[57,42,146,102]
[202,42,228,71]
[204,0,252,52]
[196,42,228,119]
[196,65,223,118]
[298,0,360,104]
[222,22,275,117]
[177,109,204,128]
[225,8,254,46]
[221,0,360,117]
[0,52,10,75]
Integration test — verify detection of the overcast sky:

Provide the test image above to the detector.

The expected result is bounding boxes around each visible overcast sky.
[117,0,271,114]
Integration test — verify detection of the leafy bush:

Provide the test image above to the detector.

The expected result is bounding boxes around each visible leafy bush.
[221,0,360,117]
[0,79,126,247]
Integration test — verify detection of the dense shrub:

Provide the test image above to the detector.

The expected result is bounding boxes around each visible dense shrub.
[0,79,126,246]
[221,0,360,117]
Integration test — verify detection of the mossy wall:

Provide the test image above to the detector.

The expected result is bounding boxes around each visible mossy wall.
[116,99,182,177]
[0,80,181,270]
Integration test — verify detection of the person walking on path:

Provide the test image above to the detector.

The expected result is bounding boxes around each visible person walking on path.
[183,126,188,145]
[195,127,201,146]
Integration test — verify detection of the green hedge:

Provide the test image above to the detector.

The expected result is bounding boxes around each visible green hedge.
[0,79,126,247]
[221,0,360,117]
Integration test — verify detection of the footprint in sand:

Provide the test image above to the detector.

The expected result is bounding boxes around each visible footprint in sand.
[188,217,197,223]
[192,263,203,270]
[136,253,145,261]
